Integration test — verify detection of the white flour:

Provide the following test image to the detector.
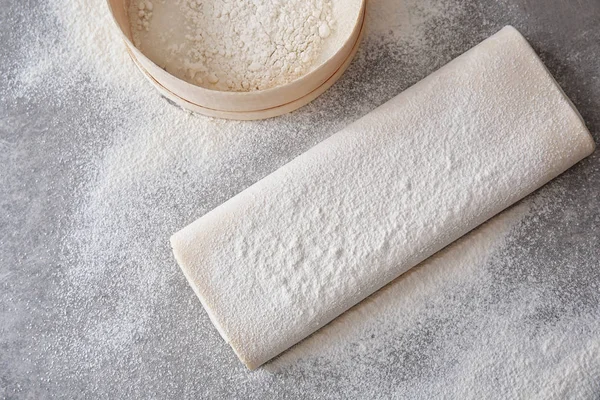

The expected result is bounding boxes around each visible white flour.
[129,0,334,91]
[3,0,599,398]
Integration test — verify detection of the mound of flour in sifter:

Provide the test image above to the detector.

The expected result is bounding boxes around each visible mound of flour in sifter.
[129,0,335,91]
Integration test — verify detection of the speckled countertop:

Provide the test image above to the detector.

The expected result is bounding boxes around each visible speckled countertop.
[1,0,599,398]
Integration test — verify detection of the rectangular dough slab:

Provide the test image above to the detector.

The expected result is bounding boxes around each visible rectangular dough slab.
[171,26,595,369]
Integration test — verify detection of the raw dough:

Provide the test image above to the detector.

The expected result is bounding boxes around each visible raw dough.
[171,26,595,369]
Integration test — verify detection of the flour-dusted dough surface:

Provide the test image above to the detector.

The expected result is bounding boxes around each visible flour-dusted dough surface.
[171,26,595,369]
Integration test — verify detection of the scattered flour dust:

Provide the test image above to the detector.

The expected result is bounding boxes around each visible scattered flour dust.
[367,0,451,39]
[5,0,596,397]
[268,200,600,399]
[129,0,335,91]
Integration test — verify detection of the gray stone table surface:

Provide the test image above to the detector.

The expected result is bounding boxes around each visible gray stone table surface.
[1,0,599,398]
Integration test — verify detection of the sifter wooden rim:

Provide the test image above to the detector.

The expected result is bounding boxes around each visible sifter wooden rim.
[126,10,365,120]
[107,0,366,115]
